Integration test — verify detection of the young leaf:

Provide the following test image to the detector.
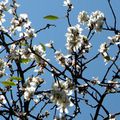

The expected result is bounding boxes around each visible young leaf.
[10,76,22,81]
[20,58,31,64]
[1,81,16,86]
[43,15,59,20]
[40,43,46,51]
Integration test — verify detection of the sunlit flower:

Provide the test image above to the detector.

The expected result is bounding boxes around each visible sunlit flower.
[78,84,88,94]
[108,33,120,45]
[91,77,100,85]
[65,24,91,54]
[88,11,104,31]
[63,0,73,9]
[55,51,67,67]
[19,13,28,20]
[107,80,119,92]
[99,42,113,64]
[0,13,6,25]
[65,24,82,52]
[78,11,89,24]
[0,0,8,11]
[45,41,54,48]
[50,80,73,113]
[23,77,44,100]
[0,95,6,107]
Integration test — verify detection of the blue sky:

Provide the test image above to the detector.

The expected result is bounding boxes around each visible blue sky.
[1,0,120,119]
[17,0,120,120]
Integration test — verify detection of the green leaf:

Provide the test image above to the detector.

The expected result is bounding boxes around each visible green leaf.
[10,76,22,81]
[43,15,59,20]
[40,43,46,51]
[1,81,16,86]
[20,58,31,63]
[20,43,28,46]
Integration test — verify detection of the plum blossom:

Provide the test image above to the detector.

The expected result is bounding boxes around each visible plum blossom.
[19,47,31,59]
[78,11,89,24]
[108,33,120,45]
[45,41,54,48]
[91,77,100,85]
[0,12,6,25]
[0,58,6,78]
[0,0,8,31]
[99,42,113,63]
[8,2,20,14]
[63,0,73,9]
[78,84,88,94]
[9,13,36,39]
[88,11,104,31]
[50,80,73,114]
[65,24,82,52]
[19,28,36,39]
[8,44,20,60]
[0,0,8,11]
[55,51,68,67]
[0,95,6,107]
[78,10,104,32]
[65,24,91,54]
[107,80,119,92]
[23,77,44,100]
[55,51,80,67]
[32,44,47,66]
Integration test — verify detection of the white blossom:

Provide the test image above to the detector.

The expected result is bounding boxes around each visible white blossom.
[55,51,67,67]
[0,95,6,107]
[23,77,44,100]
[65,24,91,54]
[32,44,47,66]
[65,24,82,52]
[91,77,100,85]
[63,0,73,9]
[108,33,120,45]
[33,98,39,104]
[107,80,119,92]
[0,59,6,78]
[99,42,113,64]
[0,13,6,25]
[9,12,36,39]
[78,84,88,94]
[45,41,54,48]
[88,11,104,31]
[0,0,8,11]
[19,13,28,20]
[50,80,73,113]
[78,11,89,24]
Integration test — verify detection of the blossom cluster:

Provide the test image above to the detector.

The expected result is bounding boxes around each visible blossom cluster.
[65,24,91,53]
[78,10,105,31]
[108,33,120,45]
[99,42,112,63]
[32,44,48,74]
[50,80,74,114]
[23,77,44,100]
[0,0,119,119]
[0,58,6,78]
[55,51,72,67]
[0,0,8,31]
[0,0,36,39]
[9,13,36,39]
